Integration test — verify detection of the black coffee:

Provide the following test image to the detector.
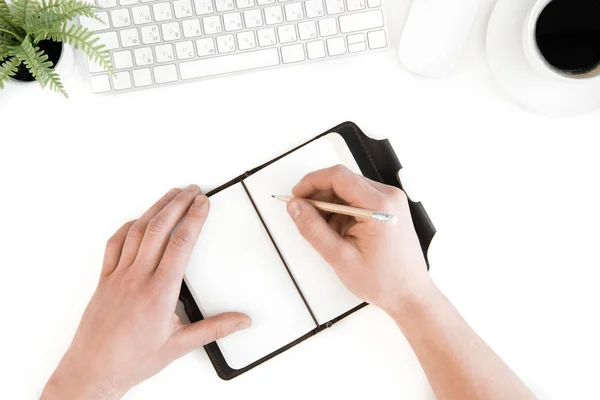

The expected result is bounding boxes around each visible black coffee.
[535,0,600,76]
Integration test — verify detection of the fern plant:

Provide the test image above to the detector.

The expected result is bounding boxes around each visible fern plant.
[0,0,112,98]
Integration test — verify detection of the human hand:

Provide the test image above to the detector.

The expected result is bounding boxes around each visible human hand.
[41,186,251,400]
[286,165,431,315]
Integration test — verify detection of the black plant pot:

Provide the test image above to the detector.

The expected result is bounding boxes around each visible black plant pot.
[9,40,63,82]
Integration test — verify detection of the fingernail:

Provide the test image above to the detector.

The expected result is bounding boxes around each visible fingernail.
[194,195,207,206]
[287,200,302,220]
[186,184,200,192]
[167,188,181,197]
[234,320,251,332]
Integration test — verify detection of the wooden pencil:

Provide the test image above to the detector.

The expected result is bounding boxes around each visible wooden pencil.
[272,195,398,224]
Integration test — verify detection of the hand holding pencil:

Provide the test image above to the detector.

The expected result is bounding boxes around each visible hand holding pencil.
[280,165,429,315]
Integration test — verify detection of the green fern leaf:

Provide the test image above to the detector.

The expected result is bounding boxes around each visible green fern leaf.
[40,24,112,73]
[0,0,25,37]
[15,36,68,97]
[15,35,51,81]
[11,0,39,26]
[0,54,20,89]
[27,0,100,35]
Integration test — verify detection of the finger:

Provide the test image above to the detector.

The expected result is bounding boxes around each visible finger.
[134,185,201,273]
[102,220,136,277]
[118,188,182,269]
[172,312,251,357]
[287,198,356,266]
[292,165,384,209]
[308,188,337,203]
[327,213,352,235]
[155,194,210,285]
[362,177,407,197]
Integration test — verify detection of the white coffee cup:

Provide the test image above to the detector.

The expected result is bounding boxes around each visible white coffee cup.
[522,0,600,82]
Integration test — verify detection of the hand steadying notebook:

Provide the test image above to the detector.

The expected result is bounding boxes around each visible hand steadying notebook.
[184,133,363,370]
[179,122,436,380]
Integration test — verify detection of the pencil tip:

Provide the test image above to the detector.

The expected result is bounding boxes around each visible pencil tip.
[271,195,275,198]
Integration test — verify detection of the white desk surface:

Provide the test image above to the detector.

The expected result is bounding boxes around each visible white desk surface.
[1,0,599,398]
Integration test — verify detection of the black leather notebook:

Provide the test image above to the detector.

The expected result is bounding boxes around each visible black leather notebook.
[179,121,435,380]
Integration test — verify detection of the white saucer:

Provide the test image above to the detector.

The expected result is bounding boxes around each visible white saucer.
[487,0,600,116]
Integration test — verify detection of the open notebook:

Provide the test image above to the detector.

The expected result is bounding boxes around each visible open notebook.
[180,122,436,380]
[184,133,363,370]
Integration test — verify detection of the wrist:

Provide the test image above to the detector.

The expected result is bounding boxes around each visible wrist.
[379,274,439,326]
[42,357,123,400]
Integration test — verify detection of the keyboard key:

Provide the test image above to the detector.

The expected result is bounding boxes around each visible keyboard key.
[237,31,257,50]
[111,8,131,27]
[194,0,214,14]
[277,24,296,43]
[196,37,216,56]
[346,0,365,11]
[97,0,117,8]
[281,43,305,63]
[339,9,383,33]
[349,42,366,52]
[131,6,152,24]
[120,0,138,5]
[112,71,132,90]
[113,50,133,68]
[119,28,140,47]
[153,64,178,83]
[176,40,195,59]
[284,2,303,21]
[298,21,317,40]
[141,25,160,43]
[80,12,109,31]
[91,74,111,93]
[161,22,182,40]
[133,68,153,86]
[347,32,365,44]
[217,34,236,53]
[203,15,223,34]
[318,17,337,36]
[179,48,279,79]
[306,39,325,59]
[257,27,276,47]
[223,12,243,31]
[325,0,344,14]
[257,0,274,4]
[153,2,173,21]
[243,9,263,28]
[367,0,380,7]
[305,0,325,18]
[95,31,119,49]
[236,0,254,8]
[367,29,386,49]
[327,36,346,55]
[215,0,234,11]
[264,5,283,25]
[182,19,202,37]
[173,0,194,18]
[134,47,154,65]
[155,43,175,62]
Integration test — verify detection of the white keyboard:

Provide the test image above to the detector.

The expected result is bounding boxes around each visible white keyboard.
[82,0,388,93]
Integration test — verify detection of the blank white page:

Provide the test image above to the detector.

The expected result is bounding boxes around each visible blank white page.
[184,183,316,370]
[244,133,363,324]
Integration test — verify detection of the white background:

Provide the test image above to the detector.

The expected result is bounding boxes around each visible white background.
[1,0,599,398]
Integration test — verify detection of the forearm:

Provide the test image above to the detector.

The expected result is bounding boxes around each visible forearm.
[388,281,535,400]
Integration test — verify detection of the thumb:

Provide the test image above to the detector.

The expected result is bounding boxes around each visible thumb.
[287,199,346,265]
[173,312,251,356]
